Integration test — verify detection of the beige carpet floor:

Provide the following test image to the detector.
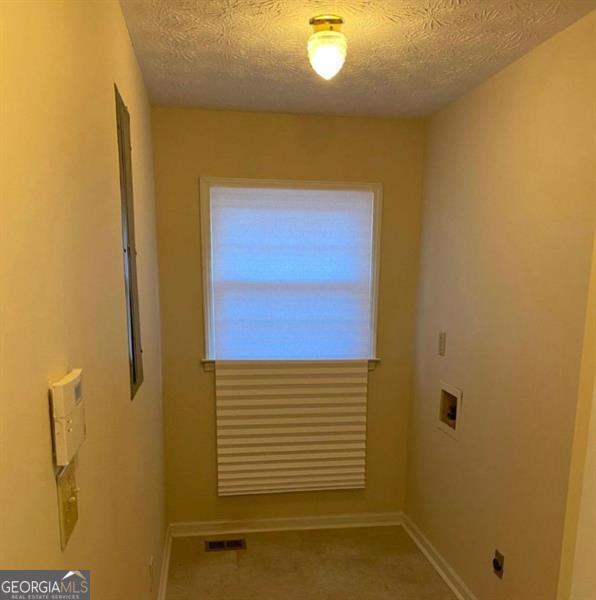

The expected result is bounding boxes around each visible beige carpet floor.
[166,525,456,599]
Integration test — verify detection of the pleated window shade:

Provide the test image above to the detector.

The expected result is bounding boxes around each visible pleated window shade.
[201,179,381,496]
[215,360,368,496]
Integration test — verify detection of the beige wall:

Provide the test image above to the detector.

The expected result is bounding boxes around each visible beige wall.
[570,382,596,600]
[0,2,165,599]
[564,232,596,600]
[151,107,426,523]
[407,10,596,600]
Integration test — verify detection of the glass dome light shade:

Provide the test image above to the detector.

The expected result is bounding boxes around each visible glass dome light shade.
[307,30,347,80]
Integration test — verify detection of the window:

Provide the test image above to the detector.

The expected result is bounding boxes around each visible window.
[200,178,381,360]
[115,86,143,397]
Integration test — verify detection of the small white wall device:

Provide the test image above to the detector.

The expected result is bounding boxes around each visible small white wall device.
[51,369,85,466]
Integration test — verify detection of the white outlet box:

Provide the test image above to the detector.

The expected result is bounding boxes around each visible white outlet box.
[437,382,462,439]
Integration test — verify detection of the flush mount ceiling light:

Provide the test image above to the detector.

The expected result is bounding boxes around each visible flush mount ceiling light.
[307,15,347,80]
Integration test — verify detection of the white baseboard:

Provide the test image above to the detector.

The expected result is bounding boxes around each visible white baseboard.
[169,511,404,538]
[402,514,478,600]
[156,528,172,600]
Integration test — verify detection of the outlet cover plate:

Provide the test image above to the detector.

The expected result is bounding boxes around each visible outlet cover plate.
[56,460,79,549]
[493,549,505,579]
[438,332,447,356]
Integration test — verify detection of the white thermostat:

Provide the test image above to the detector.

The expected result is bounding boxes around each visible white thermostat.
[51,369,86,466]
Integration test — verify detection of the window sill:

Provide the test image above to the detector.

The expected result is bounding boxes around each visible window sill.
[200,358,380,372]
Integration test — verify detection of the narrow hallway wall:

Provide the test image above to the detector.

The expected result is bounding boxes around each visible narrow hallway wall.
[0,2,165,598]
[408,10,596,600]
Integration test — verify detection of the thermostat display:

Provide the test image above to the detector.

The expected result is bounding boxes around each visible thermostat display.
[51,369,85,466]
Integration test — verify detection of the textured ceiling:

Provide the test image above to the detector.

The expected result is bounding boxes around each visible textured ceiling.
[120,0,596,117]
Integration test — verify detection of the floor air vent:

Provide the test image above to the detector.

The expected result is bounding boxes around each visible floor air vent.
[205,538,247,552]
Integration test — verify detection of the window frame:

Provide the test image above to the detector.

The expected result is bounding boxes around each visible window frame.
[115,86,144,398]
[199,177,382,363]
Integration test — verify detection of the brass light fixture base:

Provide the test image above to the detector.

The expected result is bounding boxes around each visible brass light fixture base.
[309,14,344,33]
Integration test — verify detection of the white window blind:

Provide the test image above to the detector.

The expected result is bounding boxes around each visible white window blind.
[201,180,381,360]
